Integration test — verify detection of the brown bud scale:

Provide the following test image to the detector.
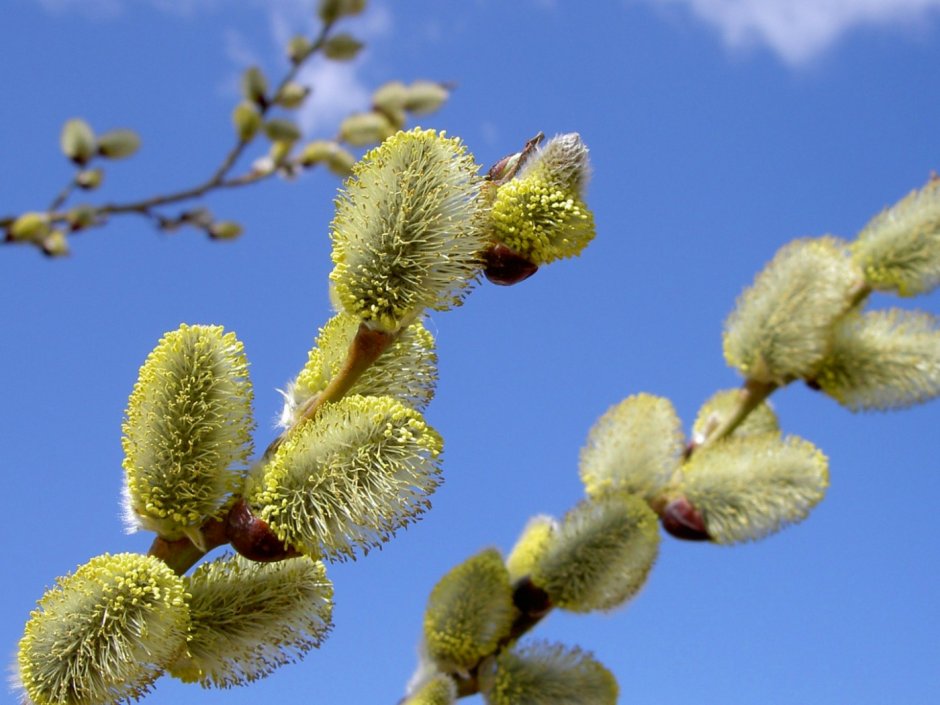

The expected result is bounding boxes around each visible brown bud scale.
[226,498,300,562]
[661,497,711,542]
[484,244,538,286]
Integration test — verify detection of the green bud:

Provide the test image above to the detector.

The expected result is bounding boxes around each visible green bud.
[276,82,311,109]
[299,140,356,176]
[66,205,97,231]
[423,549,517,672]
[9,212,50,242]
[75,168,104,190]
[41,230,69,257]
[60,118,96,165]
[299,140,336,166]
[287,35,314,64]
[323,33,364,60]
[404,80,449,116]
[372,80,408,112]
[208,221,244,241]
[96,129,141,159]
[324,145,356,175]
[269,139,293,166]
[242,66,268,104]
[232,101,262,141]
[339,111,395,147]
[263,118,302,143]
[318,0,366,23]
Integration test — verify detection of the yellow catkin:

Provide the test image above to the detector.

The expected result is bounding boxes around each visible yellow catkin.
[579,393,684,501]
[17,553,190,705]
[169,553,333,687]
[680,434,829,544]
[330,128,486,332]
[252,395,442,560]
[531,494,660,613]
[423,548,517,671]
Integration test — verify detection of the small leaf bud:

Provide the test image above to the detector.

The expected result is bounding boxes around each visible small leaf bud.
[263,118,302,143]
[318,0,366,23]
[299,140,356,176]
[75,168,104,190]
[372,80,408,112]
[404,80,449,115]
[96,129,141,159]
[60,118,96,165]
[180,207,214,228]
[276,81,311,109]
[339,111,395,147]
[208,220,244,241]
[287,35,314,64]
[269,139,294,166]
[241,66,268,105]
[9,212,50,242]
[691,388,779,445]
[483,243,539,285]
[232,101,262,141]
[66,204,97,231]
[41,230,69,258]
[378,105,407,130]
[323,33,364,60]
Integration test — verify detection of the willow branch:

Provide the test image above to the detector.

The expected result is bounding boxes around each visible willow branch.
[2,19,336,239]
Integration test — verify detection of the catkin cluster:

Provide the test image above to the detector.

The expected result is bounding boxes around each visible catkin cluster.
[401,176,940,704]
[17,125,602,705]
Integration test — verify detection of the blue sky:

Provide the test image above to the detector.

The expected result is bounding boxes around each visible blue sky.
[2,1,939,703]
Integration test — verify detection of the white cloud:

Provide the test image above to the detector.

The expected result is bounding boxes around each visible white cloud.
[645,0,940,64]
